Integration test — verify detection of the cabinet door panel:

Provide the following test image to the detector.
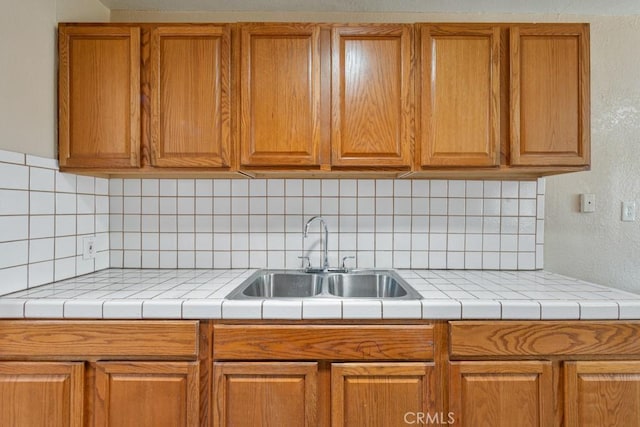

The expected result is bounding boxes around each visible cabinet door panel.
[332,362,435,427]
[150,25,231,167]
[59,26,140,168]
[510,24,590,166]
[240,24,321,167]
[565,361,640,427]
[449,361,552,427]
[95,361,199,427]
[0,362,84,427]
[332,25,412,168]
[213,362,318,427]
[420,25,500,167]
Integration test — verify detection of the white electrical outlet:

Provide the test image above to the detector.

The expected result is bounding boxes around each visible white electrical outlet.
[622,201,637,222]
[83,236,96,260]
[580,193,595,213]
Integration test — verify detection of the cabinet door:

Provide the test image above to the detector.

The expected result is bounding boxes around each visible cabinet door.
[449,361,552,427]
[510,24,590,166]
[419,24,500,167]
[239,24,321,167]
[565,361,640,427]
[0,362,84,427]
[213,362,318,427]
[95,361,199,427]
[331,25,413,168]
[332,362,435,427]
[58,25,140,168]
[150,25,231,168]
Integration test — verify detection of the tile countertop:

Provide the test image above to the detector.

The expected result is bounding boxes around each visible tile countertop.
[1,268,640,320]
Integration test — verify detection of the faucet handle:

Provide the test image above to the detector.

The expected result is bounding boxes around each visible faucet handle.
[341,256,356,271]
[298,256,311,270]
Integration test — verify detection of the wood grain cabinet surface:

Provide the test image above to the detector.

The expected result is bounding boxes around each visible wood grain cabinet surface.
[95,361,199,427]
[149,25,231,168]
[0,362,84,427]
[58,25,140,169]
[510,24,590,167]
[418,24,501,168]
[331,25,413,169]
[238,23,322,168]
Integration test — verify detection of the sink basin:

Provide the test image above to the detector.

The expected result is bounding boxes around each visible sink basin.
[226,269,421,300]
[327,272,415,298]
[227,271,323,299]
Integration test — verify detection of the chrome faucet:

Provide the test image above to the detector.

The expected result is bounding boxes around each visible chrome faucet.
[303,216,329,271]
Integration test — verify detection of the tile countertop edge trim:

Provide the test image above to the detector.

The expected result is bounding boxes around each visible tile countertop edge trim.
[0,298,636,320]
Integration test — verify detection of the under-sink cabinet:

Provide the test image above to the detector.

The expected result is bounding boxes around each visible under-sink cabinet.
[212,323,438,427]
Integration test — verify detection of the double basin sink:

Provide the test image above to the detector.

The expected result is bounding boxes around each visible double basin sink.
[226,269,421,300]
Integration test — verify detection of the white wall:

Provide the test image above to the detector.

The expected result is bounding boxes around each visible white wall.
[0,0,108,159]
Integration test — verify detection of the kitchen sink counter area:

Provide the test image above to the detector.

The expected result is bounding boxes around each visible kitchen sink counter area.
[1,268,639,320]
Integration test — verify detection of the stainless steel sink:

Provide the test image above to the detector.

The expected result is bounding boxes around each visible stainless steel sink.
[327,272,417,298]
[226,269,421,300]
[226,271,323,299]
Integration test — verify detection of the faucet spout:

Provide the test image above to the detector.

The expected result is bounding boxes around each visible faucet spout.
[303,216,329,271]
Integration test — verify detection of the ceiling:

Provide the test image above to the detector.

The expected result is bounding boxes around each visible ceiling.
[99,0,640,15]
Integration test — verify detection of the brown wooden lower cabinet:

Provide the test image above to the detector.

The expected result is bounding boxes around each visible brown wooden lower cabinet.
[332,362,435,427]
[213,362,318,427]
[449,360,553,426]
[95,361,199,427]
[212,361,435,427]
[564,361,640,427]
[0,362,84,427]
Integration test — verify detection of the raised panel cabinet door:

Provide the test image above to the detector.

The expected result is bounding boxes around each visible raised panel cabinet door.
[239,24,321,167]
[150,25,231,168]
[510,24,590,166]
[565,361,640,427]
[331,25,413,168]
[95,361,199,427]
[58,25,140,168]
[449,361,552,427]
[213,362,318,427]
[0,362,84,427]
[331,362,436,427]
[420,24,500,167]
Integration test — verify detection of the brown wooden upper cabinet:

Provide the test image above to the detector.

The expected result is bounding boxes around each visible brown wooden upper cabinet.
[59,25,140,169]
[331,25,413,169]
[149,25,231,168]
[418,23,589,171]
[419,24,501,168]
[238,23,413,170]
[238,23,322,168]
[510,24,590,166]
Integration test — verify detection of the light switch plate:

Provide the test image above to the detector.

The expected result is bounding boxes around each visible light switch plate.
[622,201,637,222]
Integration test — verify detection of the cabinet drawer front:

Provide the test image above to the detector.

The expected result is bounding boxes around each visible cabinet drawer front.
[450,321,640,357]
[213,324,433,360]
[0,321,198,359]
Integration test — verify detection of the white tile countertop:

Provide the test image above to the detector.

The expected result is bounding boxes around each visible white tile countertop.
[1,268,640,320]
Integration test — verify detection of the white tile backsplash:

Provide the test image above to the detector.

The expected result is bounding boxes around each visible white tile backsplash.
[0,152,109,294]
[0,149,546,295]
